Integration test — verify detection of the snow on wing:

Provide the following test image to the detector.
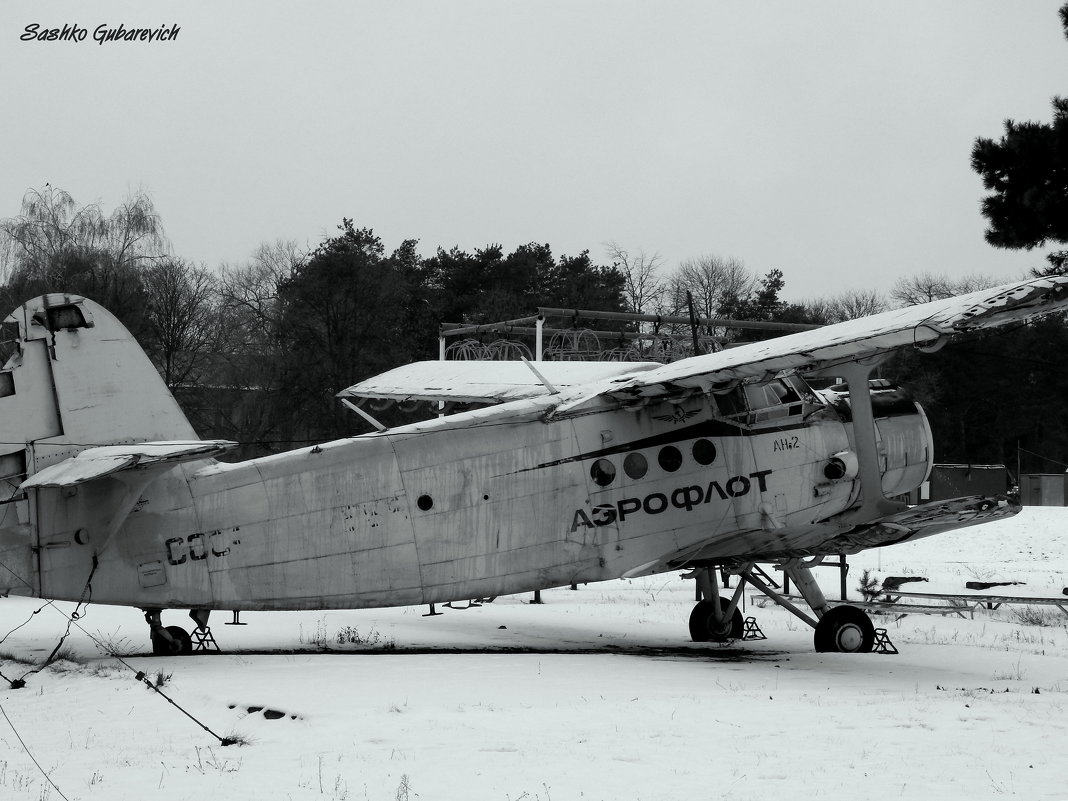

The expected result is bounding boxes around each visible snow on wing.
[20,454,139,488]
[339,360,662,405]
[21,439,236,488]
[597,276,1068,399]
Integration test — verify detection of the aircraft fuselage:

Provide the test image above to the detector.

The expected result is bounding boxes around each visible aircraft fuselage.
[26,384,929,611]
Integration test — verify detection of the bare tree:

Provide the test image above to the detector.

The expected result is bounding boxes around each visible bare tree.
[828,288,888,321]
[890,272,952,306]
[797,296,836,325]
[891,272,1001,307]
[669,254,755,318]
[144,259,220,389]
[953,273,1002,295]
[0,185,166,283]
[604,241,666,315]
[209,240,308,455]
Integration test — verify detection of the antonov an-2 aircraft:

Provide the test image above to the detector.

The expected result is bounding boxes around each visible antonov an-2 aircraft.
[1,277,1066,656]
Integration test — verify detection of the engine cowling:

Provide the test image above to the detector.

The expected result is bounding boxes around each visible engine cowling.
[817,379,934,499]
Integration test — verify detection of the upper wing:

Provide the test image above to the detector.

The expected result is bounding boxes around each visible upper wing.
[339,360,662,405]
[341,276,1068,412]
[563,276,1068,407]
[21,440,236,489]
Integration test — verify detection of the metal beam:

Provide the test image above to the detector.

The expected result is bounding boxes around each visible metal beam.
[440,324,726,344]
[536,307,820,332]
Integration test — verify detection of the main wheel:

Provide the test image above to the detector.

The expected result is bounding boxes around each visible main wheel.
[688,599,744,642]
[152,625,193,655]
[813,605,875,653]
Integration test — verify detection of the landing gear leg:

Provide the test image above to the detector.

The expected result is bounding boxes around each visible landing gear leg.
[688,568,744,642]
[782,560,831,619]
[145,609,192,656]
[190,609,210,631]
[779,560,875,653]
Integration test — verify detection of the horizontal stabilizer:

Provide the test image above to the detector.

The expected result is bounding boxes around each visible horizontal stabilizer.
[21,440,237,489]
[339,361,661,405]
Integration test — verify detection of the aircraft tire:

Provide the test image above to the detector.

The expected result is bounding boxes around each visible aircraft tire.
[813,605,875,653]
[688,599,744,642]
[152,625,193,656]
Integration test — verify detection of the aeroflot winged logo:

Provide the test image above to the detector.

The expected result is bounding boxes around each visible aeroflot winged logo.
[652,407,701,424]
[570,469,773,532]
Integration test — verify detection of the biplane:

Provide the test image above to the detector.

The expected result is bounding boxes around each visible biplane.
[1,277,1066,654]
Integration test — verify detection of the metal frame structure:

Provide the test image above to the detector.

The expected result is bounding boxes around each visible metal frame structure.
[439,307,820,363]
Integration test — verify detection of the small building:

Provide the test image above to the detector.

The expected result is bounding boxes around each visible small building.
[909,464,1008,504]
[1019,473,1068,507]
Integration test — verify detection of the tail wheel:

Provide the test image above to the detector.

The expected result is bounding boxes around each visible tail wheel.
[813,605,875,653]
[688,599,744,642]
[152,625,193,656]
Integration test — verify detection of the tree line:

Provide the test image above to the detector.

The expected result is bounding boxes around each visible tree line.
[0,183,1062,476]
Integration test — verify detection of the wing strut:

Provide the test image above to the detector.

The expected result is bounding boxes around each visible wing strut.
[340,398,387,432]
[521,357,559,394]
[818,360,907,523]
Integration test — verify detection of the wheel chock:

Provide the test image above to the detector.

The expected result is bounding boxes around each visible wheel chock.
[873,627,898,654]
[191,626,220,653]
[742,616,767,641]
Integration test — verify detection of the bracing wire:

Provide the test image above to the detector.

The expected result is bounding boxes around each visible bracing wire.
[55,607,237,746]
[0,700,71,801]
[0,562,237,745]
[13,557,96,686]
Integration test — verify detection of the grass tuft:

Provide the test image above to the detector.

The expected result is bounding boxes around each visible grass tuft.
[0,649,35,667]
[1010,606,1062,627]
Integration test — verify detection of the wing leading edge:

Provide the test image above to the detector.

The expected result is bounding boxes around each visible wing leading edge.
[562,275,1068,409]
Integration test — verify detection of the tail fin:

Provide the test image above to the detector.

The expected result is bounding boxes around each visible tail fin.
[0,293,201,594]
[1,293,198,470]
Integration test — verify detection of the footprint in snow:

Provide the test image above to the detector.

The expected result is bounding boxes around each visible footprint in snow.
[228,703,301,720]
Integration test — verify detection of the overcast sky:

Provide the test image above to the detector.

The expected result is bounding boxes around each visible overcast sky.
[2,1,1066,302]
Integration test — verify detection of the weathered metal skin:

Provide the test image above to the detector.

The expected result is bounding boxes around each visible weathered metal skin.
[36,400,873,611]
[0,294,940,611]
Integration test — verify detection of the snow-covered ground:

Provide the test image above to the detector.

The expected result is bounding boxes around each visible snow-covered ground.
[1,507,1067,801]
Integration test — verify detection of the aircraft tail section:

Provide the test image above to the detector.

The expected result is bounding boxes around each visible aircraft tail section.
[0,294,202,594]
[1,293,199,469]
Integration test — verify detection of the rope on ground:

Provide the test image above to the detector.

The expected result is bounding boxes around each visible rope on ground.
[51,603,237,746]
[0,699,71,801]
[1,558,236,744]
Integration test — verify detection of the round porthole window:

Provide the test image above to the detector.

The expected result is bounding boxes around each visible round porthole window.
[590,459,616,486]
[624,452,648,479]
[658,446,683,472]
[692,439,717,465]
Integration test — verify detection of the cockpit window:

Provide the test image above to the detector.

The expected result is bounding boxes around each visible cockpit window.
[744,379,802,411]
[711,377,812,426]
[712,386,746,417]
